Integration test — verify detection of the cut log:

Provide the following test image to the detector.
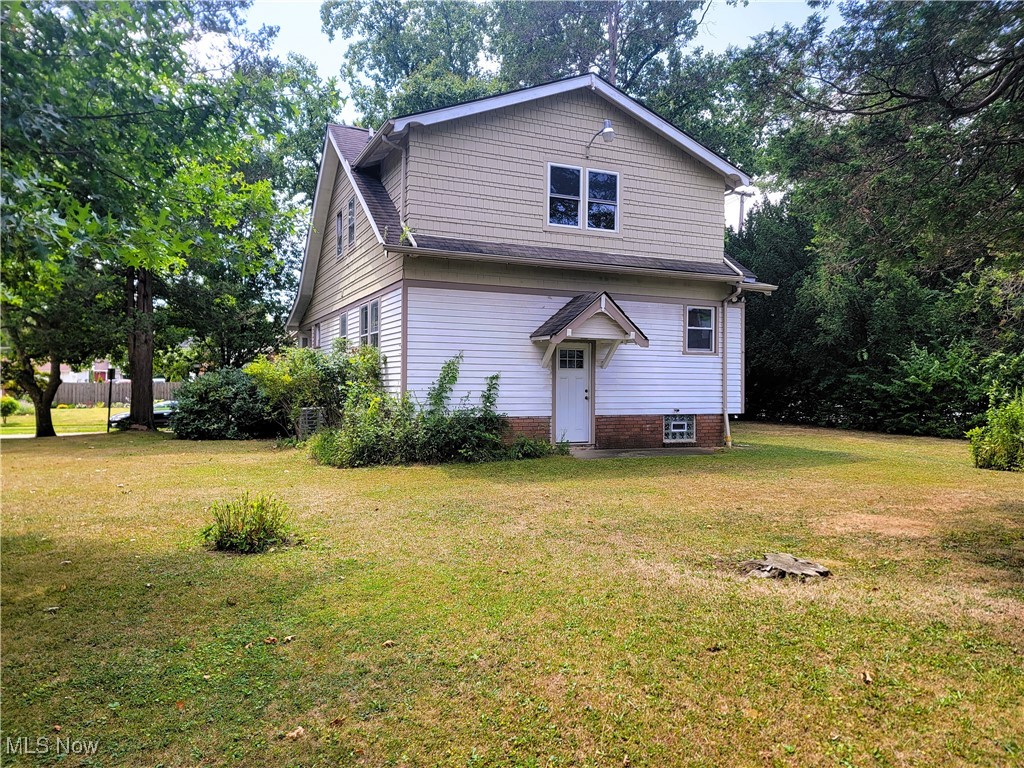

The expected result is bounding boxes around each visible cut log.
[739,552,831,580]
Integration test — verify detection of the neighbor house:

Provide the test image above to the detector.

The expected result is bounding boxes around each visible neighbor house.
[287,74,775,448]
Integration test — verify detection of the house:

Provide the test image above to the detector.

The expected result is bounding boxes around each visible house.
[287,74,775,448]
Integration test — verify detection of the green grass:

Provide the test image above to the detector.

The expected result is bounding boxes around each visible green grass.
[0,405,128,436]
[1,423,1022,767]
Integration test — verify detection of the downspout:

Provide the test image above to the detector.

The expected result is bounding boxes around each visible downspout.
[722,283,743,448]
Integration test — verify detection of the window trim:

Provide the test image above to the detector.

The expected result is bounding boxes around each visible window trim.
[359,299,380,348]
[347,196,356,248]
[339,314,348,343]
[335,212,344,258]
[683,305,717,355]
[547,162,583,229]
[663,415,696,444]
[584,167,619,233]
[312,322,321,349]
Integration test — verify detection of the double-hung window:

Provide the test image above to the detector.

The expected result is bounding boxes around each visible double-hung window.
[339,314,348,343]
[548,164,619,231]
[347,197,356,247]
[685,307,715,353]
[359,300,379,347]
[335,212,344,257]
[585,170,618,230]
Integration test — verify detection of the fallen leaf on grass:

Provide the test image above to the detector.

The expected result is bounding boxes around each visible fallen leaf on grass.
[328,717,345,728]
[862,670,873,685]
[175,701,185,711]
[382,640,396,648]
[53,725,61,733]
[282,635,295,643]
[264,636,278,645]
[243,642,253,649]
[44,606,60,613]
[285,726,305,740]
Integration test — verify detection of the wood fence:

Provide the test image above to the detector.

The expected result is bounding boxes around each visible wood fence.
[53,381,183,405]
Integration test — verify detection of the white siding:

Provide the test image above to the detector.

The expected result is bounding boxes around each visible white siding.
[406,287,567,416]
[576,313,628,339]
[406,287,746,417]
[379,288,403,395]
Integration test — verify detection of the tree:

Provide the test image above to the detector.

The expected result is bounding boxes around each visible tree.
[3,1,339,431]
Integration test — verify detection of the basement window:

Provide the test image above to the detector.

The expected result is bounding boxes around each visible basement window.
[663,415,695,443]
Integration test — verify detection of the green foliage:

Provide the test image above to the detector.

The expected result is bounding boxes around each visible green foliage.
[309,355,524,467]
[171,368,277,441]
[1,396,19,425]
[506,436,557,460]
[202,493,292,554]
[968,393,1024,472]
[245,345,350,437]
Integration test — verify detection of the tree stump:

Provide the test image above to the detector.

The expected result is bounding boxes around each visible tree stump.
[739,552,831,580]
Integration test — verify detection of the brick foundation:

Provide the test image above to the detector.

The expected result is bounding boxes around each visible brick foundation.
[505,416,552,442]
[595,414,725,449]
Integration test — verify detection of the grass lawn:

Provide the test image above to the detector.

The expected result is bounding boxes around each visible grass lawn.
[1,424,1021,767]
[0,406,128,436]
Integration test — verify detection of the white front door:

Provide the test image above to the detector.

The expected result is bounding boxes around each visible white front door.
[554,343,591,443]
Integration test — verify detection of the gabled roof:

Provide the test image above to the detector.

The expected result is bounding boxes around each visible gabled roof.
[531,291,650,368]
[355,74,751,188]
[532,292,603,339]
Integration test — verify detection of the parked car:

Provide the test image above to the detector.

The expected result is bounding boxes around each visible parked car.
[109,400,178,430]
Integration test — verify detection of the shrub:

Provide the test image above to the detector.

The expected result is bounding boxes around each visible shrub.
[171,367,277,440]
[506,436,556,460]
[967,392,1024,471]
[245,343,350,437]
[0,395,19,424]
[203,492,291,553]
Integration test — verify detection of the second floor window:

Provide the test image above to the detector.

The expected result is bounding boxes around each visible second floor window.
[347,197,356,246]
[359,300,379,347]
[548,164,619,231]
[335,212,344,257]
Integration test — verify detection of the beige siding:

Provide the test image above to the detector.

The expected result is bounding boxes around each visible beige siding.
[381,150,404,220]
[299,165,402,328]
[406,89,727,264]
[404,256,731,302]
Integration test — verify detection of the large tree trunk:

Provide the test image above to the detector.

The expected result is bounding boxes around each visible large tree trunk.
[606,2,619,86]
[127,267,155,430]
[11,353,62,438]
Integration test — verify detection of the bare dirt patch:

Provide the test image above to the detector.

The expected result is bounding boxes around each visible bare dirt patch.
[822,512,936,538]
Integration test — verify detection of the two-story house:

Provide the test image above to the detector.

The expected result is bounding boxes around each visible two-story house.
[287,74,775,448]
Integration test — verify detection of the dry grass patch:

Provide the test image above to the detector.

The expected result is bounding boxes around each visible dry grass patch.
[1,423,1022,767]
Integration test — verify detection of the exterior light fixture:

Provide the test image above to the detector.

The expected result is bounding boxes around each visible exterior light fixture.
[585,119,615,156]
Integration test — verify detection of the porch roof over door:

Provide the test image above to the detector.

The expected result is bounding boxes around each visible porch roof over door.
[531,292,649,368]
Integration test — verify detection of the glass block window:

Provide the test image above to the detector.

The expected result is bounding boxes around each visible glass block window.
[686,307,715,352]
[549,165,581,227]
[664,415,695,443]
[558,348,584,369]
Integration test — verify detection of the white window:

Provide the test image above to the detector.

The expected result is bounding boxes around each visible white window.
[548,164,581,227]
[339,314,348,342]
[312,322,321,349]
[664,415,695,443]
[586,169,618,231]
[685,306,715,353]
[347,197,356,247]
[359,300,379,347]
[548,164,619,231]
[335,212,344,257]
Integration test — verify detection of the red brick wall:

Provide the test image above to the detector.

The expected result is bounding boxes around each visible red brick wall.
[505,416,551,442]
[595,414,725,449]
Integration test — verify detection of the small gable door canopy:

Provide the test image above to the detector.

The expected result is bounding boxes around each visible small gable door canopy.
[531,292,649,369]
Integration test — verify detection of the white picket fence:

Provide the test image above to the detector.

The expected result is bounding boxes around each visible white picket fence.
[53,381,183,406]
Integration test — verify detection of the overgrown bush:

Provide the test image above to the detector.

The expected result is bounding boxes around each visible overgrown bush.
[203,492,291,553]
[506,436,558,460]
[0,395,19,424]
[172,367,277,440]
[244,342,351,437]
[967,392,1024,471]
[309,353,536,468]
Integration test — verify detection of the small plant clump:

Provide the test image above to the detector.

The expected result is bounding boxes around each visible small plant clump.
[203,493,292,553]
[967,392,1024,471]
